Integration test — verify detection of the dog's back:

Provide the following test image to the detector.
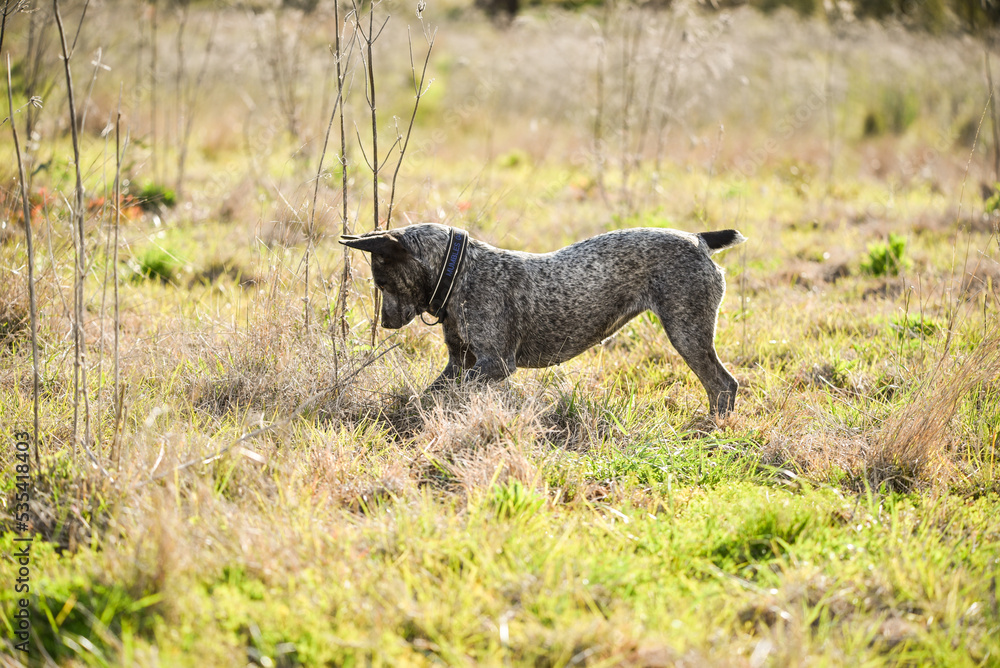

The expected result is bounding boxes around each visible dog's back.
[460,228,741,370]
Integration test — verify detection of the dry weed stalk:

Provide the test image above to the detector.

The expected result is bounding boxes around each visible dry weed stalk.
[175,8,219,197]
[943,93,991,359]
[0,0,27,57]
[254,9,305,140]
[112,92,127,466]
[592,5,608,205]
[352,0,390,346]
[701,122,725,222]
[306,15,359,332]
[150,0,159,180]
[7,54,41,468]
[78,46,108,137]
[54,0,96,466]
[334,0,352,340]
[95,88,120,457]
[353,0,387,230]
[591,8,688,212]
[22,2,53,145]
[618,6,640,213]
[985,47,1000,184]
[385,23,436,226]
[630,15,671,194]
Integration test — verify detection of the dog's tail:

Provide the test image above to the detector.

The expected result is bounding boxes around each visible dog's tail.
[698,229,747,255]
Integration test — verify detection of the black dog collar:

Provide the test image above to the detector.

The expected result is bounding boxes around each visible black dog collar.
[423,228,468,325]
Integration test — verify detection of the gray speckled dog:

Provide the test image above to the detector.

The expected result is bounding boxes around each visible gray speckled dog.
[341,223,746,415]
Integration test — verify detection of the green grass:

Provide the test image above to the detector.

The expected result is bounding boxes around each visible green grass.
[4,481,997,665]
[134,182,178,213]
[861,233,910,277]
[130,246,182,284]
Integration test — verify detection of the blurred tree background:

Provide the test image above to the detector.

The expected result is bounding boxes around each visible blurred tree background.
[469,0,1000,33]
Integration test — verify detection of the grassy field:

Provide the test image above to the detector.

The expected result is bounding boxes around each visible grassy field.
[1,0,999,665]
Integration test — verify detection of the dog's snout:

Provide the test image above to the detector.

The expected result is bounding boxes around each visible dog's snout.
[379,294,416,329]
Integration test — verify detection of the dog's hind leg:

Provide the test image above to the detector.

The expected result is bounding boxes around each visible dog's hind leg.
[652,304,739,416]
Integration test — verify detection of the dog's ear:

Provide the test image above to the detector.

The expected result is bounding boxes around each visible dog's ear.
[339,232,408,261]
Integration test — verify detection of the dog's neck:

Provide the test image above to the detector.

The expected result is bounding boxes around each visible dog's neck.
[423,227,469,324]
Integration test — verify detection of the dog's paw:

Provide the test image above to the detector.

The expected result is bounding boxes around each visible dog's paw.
[425,378,456,394]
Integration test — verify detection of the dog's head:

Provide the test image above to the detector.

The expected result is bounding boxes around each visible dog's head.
[340,228,437,329]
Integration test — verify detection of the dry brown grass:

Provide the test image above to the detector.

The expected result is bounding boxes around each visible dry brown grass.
[759,333,1000,493]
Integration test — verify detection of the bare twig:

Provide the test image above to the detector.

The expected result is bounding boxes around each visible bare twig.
[824,14,839,188]
[175,11,218,196]
[351,0,391,228]
[592,10,608,206]
[943,92,991,358]
[632,20,667,174]
[23,3,55,151]
[54,0,95,466]
[150,0,159,180]
[355,2,389,231]
[96,106,114,455]
[253,9,304,139]
[352,0,390,347]
[170,1,214,197]
[619,7,641,213]
[174,1,188,154]
[985,46,1000,184]
[305,23,358,332]
[79,46,109,137]
[335,0,354,341]
[386,24,436,227]
[1,0,28,57]
[42,203,68,317]
[7,54,41,469]
[353,121,374,170]
[702,122,725,223]
[112,87,127,466]
[68,0,89,55]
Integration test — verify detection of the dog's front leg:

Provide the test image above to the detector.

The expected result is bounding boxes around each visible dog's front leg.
[428,365,459,391]
[457,316,517,384]
[428,324,477,391]
[463,353,516,383]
